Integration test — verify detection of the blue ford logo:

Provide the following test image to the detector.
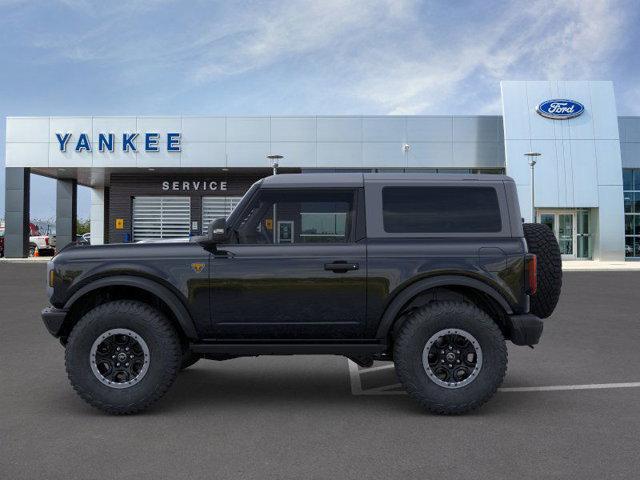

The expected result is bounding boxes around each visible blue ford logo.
[536,99,584,120]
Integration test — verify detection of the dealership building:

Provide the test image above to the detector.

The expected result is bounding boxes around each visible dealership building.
[4,80,640,260]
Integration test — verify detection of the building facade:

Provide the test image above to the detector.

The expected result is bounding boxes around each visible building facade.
[4,80,640,260]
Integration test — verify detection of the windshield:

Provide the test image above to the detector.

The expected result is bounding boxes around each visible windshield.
[226,180,262,226]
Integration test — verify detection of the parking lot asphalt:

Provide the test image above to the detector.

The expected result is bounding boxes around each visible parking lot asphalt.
[1,263,640,480]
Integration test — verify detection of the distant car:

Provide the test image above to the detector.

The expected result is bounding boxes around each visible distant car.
[76,233,91,245]
[29,223,55,256]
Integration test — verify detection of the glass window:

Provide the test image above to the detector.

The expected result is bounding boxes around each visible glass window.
[624,193,633,213]
[626,236,635,258]
[626,215,634,235]
[300,211,347,237]
[577,210,591,259]
[234,189,354,244]
[634,170,640,191]
[382,186,501,233]
[623,169,640,259]
[623,169,634,191]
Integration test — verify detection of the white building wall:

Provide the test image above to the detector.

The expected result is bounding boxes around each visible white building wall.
[4,116,505,170]
[90,188,104,246]
[501,81,625,260]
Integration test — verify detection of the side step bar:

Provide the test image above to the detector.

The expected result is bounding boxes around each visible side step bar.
[190,342,388,356]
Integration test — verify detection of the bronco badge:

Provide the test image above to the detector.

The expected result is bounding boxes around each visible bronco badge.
[191,263,206,273]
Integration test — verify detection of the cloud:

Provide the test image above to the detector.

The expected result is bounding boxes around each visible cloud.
[171,0,419,85]
[7,0,634,114]
[348,0,629,113]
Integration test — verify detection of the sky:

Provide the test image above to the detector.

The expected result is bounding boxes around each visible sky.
[1,0,639,220]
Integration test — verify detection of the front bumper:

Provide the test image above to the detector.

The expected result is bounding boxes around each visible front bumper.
[41,306,68,337]
[507,313,543,346]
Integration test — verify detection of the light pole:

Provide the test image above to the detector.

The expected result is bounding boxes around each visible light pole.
[267,154,283,176]
[266,154,283,242]
[525,152,541,222]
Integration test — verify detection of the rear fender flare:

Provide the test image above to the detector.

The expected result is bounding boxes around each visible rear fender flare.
[375,275,513,339]
[63,275,198,339]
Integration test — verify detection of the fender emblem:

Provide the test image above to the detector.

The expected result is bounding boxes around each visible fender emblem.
[191,263,206,273]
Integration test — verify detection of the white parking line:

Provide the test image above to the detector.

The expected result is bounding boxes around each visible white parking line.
[347,360,640,395]
[499,382,640,392]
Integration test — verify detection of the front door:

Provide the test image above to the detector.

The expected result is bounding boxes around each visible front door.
[209,187,367,339]
[537,210,576,259]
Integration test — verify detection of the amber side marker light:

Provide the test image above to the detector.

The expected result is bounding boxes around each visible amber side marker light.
[526,254,537,295]
[48,269,55,288]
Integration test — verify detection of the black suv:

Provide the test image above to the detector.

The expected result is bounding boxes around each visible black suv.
[42,173,562,414]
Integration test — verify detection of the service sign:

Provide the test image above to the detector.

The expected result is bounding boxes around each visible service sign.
[55,132,181,153]
[536,99,584,120]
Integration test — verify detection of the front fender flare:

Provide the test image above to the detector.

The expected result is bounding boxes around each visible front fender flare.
[375,275,513,339]
[63,275,198,339]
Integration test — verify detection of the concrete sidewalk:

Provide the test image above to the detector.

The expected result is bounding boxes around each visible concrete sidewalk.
[0,256,51,263]
[562,260,640,271]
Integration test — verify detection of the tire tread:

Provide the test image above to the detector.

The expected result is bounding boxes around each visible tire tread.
[65,300,181,415]
[394,301,507,415]
[523,223,563,319]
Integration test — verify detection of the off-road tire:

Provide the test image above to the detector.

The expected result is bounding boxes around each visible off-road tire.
[180,351,200,370]
[523,222,562,319]
[65,300,181,414]
[394,301,507,415]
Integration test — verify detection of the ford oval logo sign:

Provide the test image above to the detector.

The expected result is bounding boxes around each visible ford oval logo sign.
[536,99,584,120]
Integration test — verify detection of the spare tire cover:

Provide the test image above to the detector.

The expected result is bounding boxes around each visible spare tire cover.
[523,223,562,319]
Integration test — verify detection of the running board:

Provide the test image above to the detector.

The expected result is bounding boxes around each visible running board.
[190,342,388,356]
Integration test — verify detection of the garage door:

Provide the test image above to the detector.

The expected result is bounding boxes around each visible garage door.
[202,196,242,233]
[132,196,191,241]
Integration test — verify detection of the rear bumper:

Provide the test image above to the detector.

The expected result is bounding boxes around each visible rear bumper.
[41,306,68,337]
[507,313,543,346]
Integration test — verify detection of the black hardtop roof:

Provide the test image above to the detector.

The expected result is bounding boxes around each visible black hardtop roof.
[260,172,513,188]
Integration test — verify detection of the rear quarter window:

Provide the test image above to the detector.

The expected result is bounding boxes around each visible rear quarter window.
[382,186,502,233]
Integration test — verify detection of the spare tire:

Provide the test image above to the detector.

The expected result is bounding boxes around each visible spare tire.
[523,223,562,319]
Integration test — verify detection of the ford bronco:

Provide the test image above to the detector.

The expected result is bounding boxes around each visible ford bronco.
[42,173,562,414]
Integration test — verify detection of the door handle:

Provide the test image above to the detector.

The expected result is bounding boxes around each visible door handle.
[324,261,359,272]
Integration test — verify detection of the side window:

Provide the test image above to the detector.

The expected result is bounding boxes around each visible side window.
[382,186,502,233]
[235,189,355,244]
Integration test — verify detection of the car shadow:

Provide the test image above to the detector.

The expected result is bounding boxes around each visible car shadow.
[153,362,531,416]
[46,359,535,418]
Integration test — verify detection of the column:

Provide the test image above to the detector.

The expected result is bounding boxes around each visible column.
[90,187,105,246]
[4,168,30,258]
[56,179,77,251]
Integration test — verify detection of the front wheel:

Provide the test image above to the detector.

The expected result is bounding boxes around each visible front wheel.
[65,300,182,414]
[394,301,507,414]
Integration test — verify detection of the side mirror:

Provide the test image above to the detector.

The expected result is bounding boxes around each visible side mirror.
[207,217,227,244]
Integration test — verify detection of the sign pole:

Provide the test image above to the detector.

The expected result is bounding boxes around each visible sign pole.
[267,155,284,243]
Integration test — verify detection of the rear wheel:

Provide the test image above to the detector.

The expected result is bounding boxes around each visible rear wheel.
[394,301,507,414]
[65,300,181,414]
[523,222,562,319]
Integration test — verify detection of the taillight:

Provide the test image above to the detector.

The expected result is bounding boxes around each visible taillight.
[45,237,49,246]
[526,254,537,295]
